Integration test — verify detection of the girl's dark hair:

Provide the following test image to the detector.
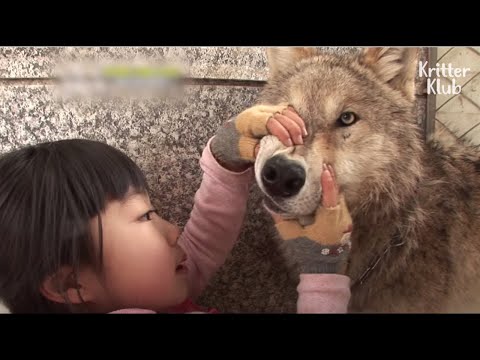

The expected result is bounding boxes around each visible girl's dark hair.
[0,139,148,313]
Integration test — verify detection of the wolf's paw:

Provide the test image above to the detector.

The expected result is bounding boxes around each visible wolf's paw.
[235,103,290,138]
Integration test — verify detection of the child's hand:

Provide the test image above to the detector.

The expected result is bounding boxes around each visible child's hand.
[211,104,307,172]
[266,164,353,275]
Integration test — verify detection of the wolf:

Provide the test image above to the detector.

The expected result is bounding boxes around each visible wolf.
[249,47,480,313]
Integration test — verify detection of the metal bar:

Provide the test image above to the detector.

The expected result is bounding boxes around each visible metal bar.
[424,47,437,143]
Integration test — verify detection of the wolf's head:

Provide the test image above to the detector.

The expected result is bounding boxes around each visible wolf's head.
[256,47,424,224]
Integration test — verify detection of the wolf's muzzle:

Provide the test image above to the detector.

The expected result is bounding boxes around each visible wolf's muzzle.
[261,155,306,198]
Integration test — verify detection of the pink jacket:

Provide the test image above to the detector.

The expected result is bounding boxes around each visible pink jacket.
[111,139,351,314]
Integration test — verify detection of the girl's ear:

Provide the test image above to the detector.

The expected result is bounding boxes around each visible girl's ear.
[40,266,95,305]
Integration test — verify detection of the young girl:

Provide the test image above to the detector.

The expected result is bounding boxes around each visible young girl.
[0,105,352,313]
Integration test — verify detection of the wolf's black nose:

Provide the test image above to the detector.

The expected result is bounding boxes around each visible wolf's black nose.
[261,155,306,198]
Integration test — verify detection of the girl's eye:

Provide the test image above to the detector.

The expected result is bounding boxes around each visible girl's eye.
[139,209,158,221]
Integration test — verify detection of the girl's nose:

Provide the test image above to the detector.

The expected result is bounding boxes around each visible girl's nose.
[166,222,181,246]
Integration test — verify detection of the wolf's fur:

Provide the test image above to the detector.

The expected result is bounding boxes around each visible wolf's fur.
[255,47,480,313]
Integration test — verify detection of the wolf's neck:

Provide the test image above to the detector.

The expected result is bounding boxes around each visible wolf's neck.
[348,141,428,275]
[349,138,479,277]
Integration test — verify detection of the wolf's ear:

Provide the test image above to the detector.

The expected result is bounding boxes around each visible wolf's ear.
[266,47,319,78]
[359,47,419,101]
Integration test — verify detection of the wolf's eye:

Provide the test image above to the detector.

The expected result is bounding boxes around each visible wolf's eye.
[338,112,357,126]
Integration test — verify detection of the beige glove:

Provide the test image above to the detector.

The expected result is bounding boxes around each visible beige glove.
[210,103,307,171]
[269,165,353,274]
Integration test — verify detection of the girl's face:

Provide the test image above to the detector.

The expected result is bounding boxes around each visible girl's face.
[83,190,190,312]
